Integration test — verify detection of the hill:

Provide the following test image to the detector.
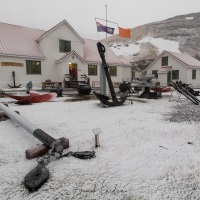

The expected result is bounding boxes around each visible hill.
[102,12,200,70]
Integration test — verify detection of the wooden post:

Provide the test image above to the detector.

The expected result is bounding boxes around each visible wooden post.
[92,127,102,148]
[130,97,133,104]
[95,134,100,147]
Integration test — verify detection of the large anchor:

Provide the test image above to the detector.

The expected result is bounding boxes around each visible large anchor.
[7,71,21,88]
[93,42,128,107]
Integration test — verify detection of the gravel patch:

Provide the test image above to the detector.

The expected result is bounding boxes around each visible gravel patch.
[164,102,200,123]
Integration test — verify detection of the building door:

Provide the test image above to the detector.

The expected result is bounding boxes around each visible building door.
[167,71,171,84]
[69,63,77,81]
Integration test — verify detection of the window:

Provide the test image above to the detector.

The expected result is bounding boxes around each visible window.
[26,60,41,74]
[172,70,179,79]
[59,40,71,52]
[152,70,158,78]
[162,56,168,66]
[88,65,97,76]
[192,69,196,79]
[109,66,117,76]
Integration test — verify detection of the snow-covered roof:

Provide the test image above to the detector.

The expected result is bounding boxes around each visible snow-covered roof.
[0,21,131,67]
[0,22,46,59]
[84,38,131,67]
[143,50,200,73]
[165,51,200,67]
[119,57,132,67]
[36,20,85,43]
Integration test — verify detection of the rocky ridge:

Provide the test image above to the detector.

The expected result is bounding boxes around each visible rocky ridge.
[102,12,200,70]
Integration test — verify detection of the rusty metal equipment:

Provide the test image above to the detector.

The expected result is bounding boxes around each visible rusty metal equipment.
[77,74,91,95]
[169,81,199,105]
[0,102,68,191]
[7,71,21,88]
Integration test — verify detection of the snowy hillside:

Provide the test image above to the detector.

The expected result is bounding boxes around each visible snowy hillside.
[109,36,180,60]
[103,12,200,70]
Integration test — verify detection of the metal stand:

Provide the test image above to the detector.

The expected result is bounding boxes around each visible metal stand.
[169,89,184,103]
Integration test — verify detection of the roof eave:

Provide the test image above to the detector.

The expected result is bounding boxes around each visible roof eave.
[0,53,46,60]
[37,20,85,43]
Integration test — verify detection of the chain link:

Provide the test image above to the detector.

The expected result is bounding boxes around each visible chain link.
[36,149,54,166]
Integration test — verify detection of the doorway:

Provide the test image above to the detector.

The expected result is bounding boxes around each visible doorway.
[69,63,77,81]
[167,71,171,85]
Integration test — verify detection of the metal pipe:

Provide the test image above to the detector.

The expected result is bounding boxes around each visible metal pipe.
[0,103,63,154]
[0,102,37,133]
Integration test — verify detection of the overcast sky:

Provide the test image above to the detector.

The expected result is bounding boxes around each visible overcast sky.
[0,0,200,40]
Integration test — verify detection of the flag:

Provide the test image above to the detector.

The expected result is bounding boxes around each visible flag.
[96,22,105,32]
[118,26,131,38]
[96,21,115,35]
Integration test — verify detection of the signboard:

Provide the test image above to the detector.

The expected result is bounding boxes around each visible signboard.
[1,62,24,67]
[92,127,103,135]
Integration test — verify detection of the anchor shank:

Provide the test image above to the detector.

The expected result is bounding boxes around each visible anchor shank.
[102,63,117,102]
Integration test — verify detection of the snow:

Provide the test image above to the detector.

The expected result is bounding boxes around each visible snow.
[110,43,140,57]
[186,17,194,20]
[1,91,200,200]
[139,37,180,53]
[110,36,180,58]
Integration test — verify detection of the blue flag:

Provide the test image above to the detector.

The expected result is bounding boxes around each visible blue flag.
[96,22,114,35]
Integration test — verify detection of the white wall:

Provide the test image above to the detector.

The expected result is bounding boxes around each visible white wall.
[39,23,84,59]
[186,68,200,86]
[122,67,132,82]
[158,73,167,86]
[0,56,45,88]
[87,64,131,84]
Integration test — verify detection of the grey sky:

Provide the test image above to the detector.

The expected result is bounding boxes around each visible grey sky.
[0,0,200,40]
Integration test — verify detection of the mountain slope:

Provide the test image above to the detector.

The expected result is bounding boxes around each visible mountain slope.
[102,12,200,70]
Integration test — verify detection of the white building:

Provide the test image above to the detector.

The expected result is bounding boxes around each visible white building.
[0,20,132,89]
[142,50,200,86]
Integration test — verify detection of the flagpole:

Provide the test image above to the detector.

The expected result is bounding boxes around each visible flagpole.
[99,5,107,95]
[105,5,107,41]
[96,5,118,95]
[101,4,107,95]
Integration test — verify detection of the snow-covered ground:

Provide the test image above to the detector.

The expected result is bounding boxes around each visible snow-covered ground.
[110,36,180,58]
[1,91,200,200]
